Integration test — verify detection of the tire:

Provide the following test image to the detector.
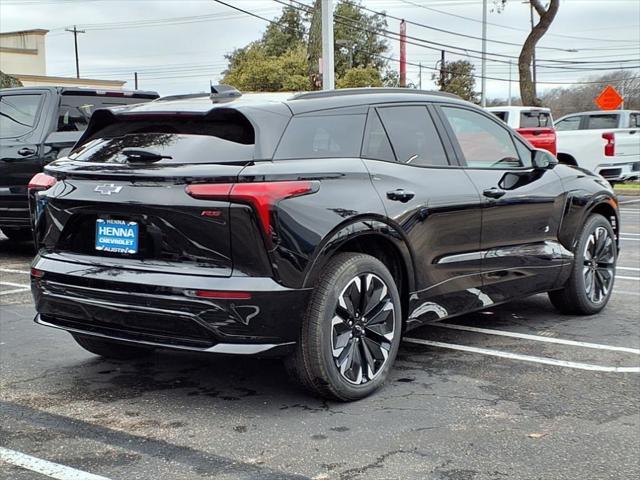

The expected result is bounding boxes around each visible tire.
[72,334,153,360]
[285,253,402,401]
[1,228,32,242]
[549,214,617,315]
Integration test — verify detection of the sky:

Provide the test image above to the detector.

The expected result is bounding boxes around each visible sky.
[1,0,638,99]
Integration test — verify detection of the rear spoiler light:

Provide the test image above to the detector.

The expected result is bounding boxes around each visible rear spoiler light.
[28,173,57,191]
[602,132,615,157]
[186,180,319,236]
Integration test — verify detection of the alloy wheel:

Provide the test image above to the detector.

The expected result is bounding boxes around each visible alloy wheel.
[331,273,396,385]
[583,226,615,304]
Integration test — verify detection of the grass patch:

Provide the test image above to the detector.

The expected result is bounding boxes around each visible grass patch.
[614,182,640,195]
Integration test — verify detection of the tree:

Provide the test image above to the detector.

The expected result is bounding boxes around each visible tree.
[0,71,22,88]
[433,60,478,102]
[336,66,383,88]
[262,5,306,57]
[496,0,560,106]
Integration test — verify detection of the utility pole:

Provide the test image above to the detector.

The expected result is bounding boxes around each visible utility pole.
[481,0,487,107]
[321,0,334,90]
[439,50,445,88]
[507,61,512,106]
[399,20,407,87]
[134,72,138,90]
[418,62,422,90]
[65,25,85,79]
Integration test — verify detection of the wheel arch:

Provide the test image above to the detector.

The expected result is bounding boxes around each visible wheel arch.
[589,199,620,247]
[302,217,416,322]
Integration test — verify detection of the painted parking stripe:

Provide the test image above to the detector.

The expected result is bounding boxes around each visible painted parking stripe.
[0,446,112,480]
[620,199,640,205]
[0,267,30,274]
[621,233,640,236]
[618,266,640,271]
[621,237,640,242]
[0,281,30,289]
[426,322,640,354]
[403,338,640,373]
[616,275,640,281]
[0,288,30,296]
[614,289,640,295]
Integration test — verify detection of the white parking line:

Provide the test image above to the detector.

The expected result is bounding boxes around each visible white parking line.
[403,338,640,373]
[614,289,640,296]
[0,288,30,296]
[427,322,640,354]
[0,267,30,274]
[621,233,640,236]
[616,275,640,281]
[0,281,30,289]
[618,266,640,271]
[620,199,640,205]
[621,237,640,242]
[0,446,112,480]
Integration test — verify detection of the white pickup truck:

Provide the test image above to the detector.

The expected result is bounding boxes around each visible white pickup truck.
[555,110,640,182]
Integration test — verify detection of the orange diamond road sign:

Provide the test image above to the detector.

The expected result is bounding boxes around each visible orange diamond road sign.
[595,85,624,110]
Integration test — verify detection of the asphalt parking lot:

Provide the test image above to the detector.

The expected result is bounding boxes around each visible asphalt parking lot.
[1,198,639,480]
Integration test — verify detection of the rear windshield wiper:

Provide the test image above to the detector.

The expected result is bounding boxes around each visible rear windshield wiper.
[121,148,172,162]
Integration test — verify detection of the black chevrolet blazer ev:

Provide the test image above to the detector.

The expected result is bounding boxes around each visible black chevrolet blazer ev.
[29,88,620,400]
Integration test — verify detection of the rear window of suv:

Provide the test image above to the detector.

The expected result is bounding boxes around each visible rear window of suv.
[520,111,551,128]
[69,110,255,164]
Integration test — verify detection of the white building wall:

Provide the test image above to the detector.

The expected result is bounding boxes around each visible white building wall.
[0,29,48,76]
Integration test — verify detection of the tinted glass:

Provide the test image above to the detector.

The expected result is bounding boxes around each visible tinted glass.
[520,111,551,128]
[377,106,449,166]
[442,106,522,168]
[554,116,581,131]
[585,114,619,130]
[57,94,154,132]
[490,111,508,122]
[629,113,639,128]
[362,111,395,162]
[0,94,43,138]
[275,113,366,160]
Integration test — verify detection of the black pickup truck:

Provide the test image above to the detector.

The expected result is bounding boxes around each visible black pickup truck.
[0,86,159,240]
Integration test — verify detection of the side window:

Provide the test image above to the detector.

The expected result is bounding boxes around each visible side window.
[376,106,449,167]
[629,113,639,128]
[514,138,533,167]
[490,111,508,123]
[441,106,522,169]
[0,94,43,138]
[585,114,619,130]
[555,116,581,131]
[274,112,366,160]
[362,110,395,162]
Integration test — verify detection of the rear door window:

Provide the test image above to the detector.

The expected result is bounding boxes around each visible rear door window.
[490,111,508,123]
[555,116,581,131]
[629,113,639,128]
[57,94,157,132]
[584,114,619,130]
[377,105,449,167]
[274,111,366,160]
[362,110,395,162]
[0,93,43,138]
[520,111,551,128]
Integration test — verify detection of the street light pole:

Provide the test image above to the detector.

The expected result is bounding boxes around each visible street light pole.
[481,0,487,107]
[321,0,335,90]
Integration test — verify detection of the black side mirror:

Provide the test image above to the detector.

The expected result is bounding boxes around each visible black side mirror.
[532,149,559,170]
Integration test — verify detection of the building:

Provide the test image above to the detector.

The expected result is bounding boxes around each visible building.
[0,29,125,89]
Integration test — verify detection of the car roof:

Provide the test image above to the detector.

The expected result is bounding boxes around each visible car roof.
[113,88,471,117]
[0,85,158,98]
[486,106,551,113]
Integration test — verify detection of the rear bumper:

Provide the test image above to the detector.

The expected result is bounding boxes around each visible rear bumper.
[31,253,311,355]
[596,161,640,181]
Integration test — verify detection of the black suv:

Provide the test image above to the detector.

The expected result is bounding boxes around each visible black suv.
[0,86,158,240]
[29,88,619,400]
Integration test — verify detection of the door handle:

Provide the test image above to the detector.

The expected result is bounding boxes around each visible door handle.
[483,187,506,199]
[386,189,415,203]
[18,147,36,157]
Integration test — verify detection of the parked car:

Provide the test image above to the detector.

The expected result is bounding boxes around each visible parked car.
[29,88,619,400]
[0,86,159,240]
[487,106,557,155]
[554,109,640,182]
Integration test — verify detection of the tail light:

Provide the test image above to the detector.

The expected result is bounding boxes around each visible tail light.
[28,173,57,191]
[186,180,318,236]
[602,132,615,157]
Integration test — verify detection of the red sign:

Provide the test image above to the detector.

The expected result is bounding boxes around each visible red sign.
[595,85,624,110]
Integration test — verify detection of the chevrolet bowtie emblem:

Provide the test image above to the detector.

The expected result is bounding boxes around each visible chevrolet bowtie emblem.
[94,184,123,195]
